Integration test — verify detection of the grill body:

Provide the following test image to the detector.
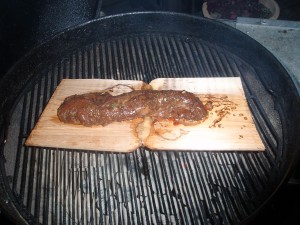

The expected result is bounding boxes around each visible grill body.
[1,12,300,225]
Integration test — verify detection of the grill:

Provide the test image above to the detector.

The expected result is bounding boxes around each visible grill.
[1,12,300,224]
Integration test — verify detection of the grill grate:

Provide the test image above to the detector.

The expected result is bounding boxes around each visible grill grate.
[4,33,283,224]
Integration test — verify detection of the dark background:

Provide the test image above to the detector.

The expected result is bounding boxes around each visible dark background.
[0,0,300,224]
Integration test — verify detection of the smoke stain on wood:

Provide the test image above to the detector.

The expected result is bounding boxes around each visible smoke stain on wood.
[201,94,238,128]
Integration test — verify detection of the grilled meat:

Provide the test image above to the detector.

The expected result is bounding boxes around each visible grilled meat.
[57,90,208,126]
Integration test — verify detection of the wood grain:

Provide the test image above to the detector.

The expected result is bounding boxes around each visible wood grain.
[25,78,265,152]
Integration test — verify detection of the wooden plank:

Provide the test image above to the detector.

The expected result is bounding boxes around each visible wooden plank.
[25,79,145,152]
[25,78,265,152]
[147,78,264,151]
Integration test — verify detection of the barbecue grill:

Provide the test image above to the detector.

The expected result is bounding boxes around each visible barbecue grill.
[1,12,300,224]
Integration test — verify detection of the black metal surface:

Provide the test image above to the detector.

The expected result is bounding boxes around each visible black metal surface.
[1,12,300,225]
[0,0,95,80]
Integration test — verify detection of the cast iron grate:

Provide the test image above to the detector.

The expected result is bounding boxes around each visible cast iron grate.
[4,33,282,224]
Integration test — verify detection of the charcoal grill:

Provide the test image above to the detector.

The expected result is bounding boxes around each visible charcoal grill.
[1,12,300,224]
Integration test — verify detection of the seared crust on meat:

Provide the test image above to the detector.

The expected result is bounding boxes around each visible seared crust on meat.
[57,90,208,126]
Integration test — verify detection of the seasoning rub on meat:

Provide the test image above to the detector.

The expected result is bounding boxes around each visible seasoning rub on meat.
[57,90,208,126]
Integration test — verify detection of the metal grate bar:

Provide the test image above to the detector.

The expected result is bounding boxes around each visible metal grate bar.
[12,96,27,197]
[125,153,141,225]
[183,153,208,224]
[20,89,35,205]
[175,153,202,224]
[42,149,51,225]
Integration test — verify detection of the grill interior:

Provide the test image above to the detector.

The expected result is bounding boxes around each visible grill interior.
[1,13,299,225]
[3,33,283,224]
